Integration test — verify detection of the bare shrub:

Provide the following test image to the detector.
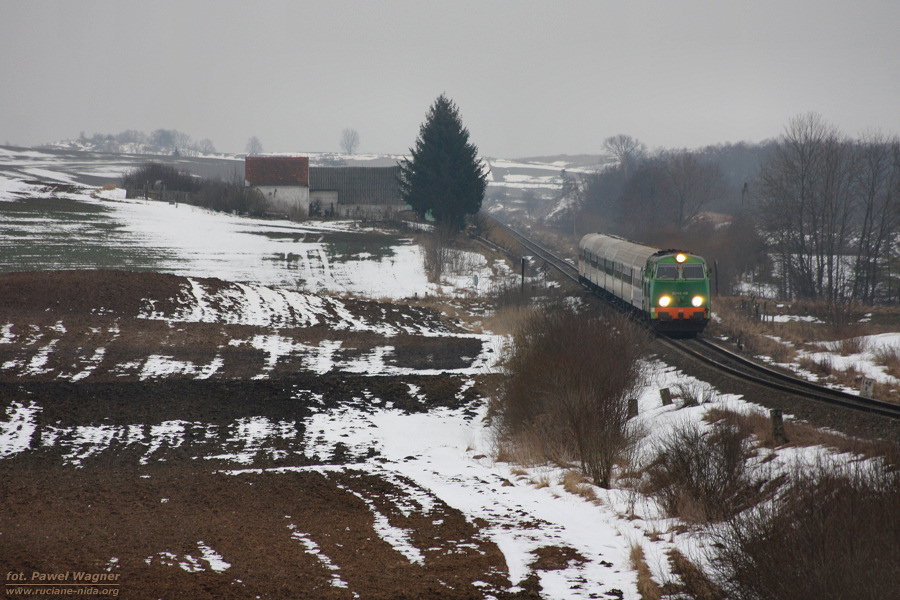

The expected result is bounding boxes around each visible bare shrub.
[285,203,308,222]
[421,223,457,283]
[708,458,900,600]
[643,420,774,523]
[467,210,494,239]
[194,180,269,216]
[491,308,649,487]
[488,278,531,309]
[121,162,200,194]
[481,304,537,337]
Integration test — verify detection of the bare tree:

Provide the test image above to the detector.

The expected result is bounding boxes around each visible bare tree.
[245,135,263,156]
[173,131,195,156]
[660,151,725,229]
[340,128,360,154]
[852,132,900,304]
[757,113,842,300]
[198,138,216,154]
[603,134,646,174]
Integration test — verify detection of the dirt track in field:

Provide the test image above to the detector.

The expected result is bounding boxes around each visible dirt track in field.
[0,270,553,599]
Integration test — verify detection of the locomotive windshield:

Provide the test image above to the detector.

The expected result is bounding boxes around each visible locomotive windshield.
[655,263,705,280]
[656,264,678,279]
[682,264,706,279]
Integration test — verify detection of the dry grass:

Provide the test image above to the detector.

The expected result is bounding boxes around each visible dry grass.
[492,432,549,468]
[704,407,900,465]
[827,335,870,356]
[664,549,724,600]
[480,304,538,337]
[754,335,797,364]
[673,381,718,407]
[796,354,834,378]
[629,543,662,600]
[708,296,892,358]
[532,474,551,489]
[561,470,598,502]
[709,295,900,404]
[873,343,900,378]
[828,364,864,389]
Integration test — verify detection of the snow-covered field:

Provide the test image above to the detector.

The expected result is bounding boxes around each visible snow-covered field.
[1,153,894,598]
[1,180,514,299]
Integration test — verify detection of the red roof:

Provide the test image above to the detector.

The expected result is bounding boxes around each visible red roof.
[245,156,309,186]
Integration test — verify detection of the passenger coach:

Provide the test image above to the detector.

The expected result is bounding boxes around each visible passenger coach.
[578,233,710,334]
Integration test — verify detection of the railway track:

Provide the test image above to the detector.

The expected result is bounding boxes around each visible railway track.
[492,223,580,281]
[660,335,900,420]
[494,222,900,421]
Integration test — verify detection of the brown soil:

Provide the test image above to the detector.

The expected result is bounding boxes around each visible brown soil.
[0,270,534,599]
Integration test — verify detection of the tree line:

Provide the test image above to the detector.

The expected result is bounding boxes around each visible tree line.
[756,113,900,305]
[567,115,900,308]
[77,129,217,156]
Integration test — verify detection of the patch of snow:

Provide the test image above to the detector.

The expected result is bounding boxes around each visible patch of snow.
[70,348,107,382]
[287,526,349,588]
[334,480,425,566]
[0,401,41,458]
[771,314,823,323]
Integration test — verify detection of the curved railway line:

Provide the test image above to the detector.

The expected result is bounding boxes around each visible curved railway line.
[495,223,900,422]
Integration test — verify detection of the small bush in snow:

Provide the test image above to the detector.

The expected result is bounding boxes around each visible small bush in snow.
[490,308,649,488]
[643,419,775,523]
[708,458,900,600]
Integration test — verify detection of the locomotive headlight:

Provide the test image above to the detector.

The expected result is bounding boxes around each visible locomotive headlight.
[676,253,687,263]
[692,296,704,307]
[658,296,672,307]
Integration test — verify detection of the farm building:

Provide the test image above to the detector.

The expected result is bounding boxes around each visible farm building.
[244,156,309,216]
[244,156,406,219]
[309,166,405,219]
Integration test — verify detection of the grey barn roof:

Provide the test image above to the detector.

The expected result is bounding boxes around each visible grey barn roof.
[309,166,403,206]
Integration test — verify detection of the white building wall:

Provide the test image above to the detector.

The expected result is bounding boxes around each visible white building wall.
[255,186,309,215]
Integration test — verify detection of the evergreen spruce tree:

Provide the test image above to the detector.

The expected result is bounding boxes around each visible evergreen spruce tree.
[399,95,488,230]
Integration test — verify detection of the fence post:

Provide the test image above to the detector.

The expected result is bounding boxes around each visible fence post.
[660,388,672,406]
[770,408,788,445]
[521,257,526,296]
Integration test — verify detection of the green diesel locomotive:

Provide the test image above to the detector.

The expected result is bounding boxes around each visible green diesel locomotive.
[578,233,710,334]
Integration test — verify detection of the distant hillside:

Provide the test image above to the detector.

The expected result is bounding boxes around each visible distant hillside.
[510,154,609,170]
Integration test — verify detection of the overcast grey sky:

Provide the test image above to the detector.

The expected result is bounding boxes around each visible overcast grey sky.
[2,1,898,158]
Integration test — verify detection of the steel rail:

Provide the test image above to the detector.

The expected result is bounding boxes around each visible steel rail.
[494,223,579,281]
[671,335,900,419]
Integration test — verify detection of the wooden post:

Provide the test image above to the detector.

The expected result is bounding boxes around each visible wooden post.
[660,388,672,406]
[521,257,526,296]
[627,398,639,419]
[771,408,788,445]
